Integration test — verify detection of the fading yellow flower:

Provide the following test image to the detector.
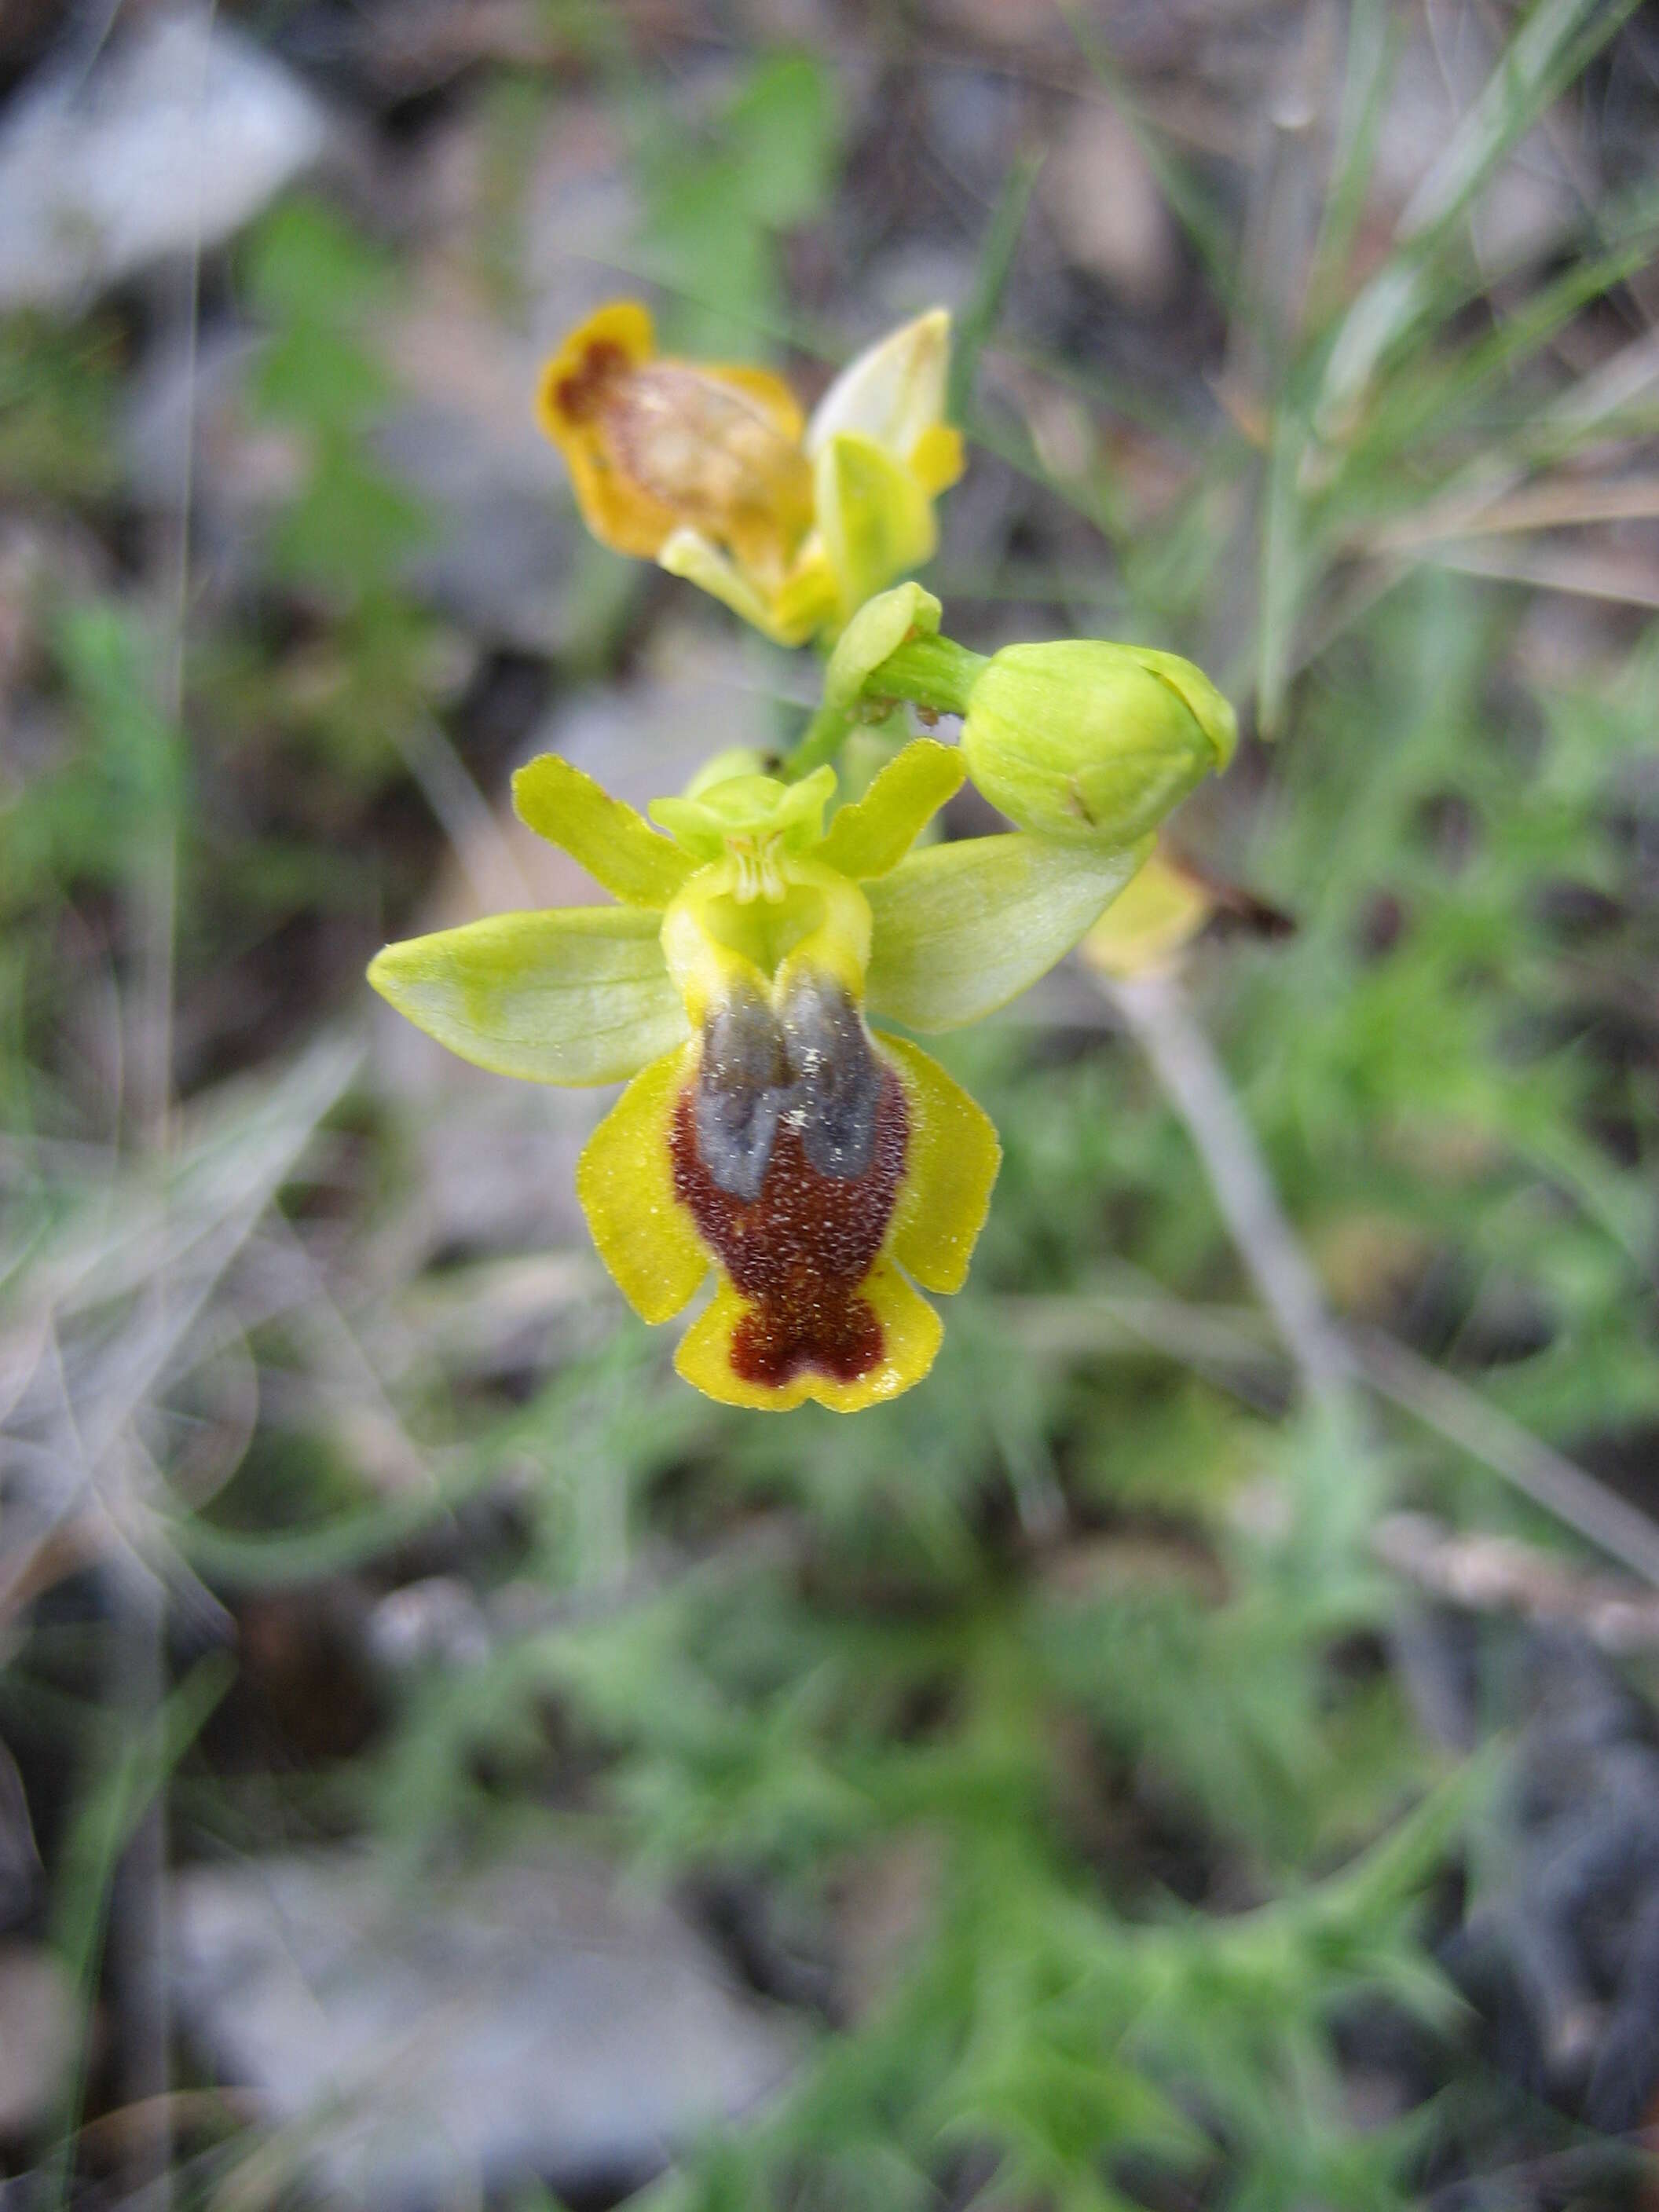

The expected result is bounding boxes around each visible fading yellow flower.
[536,301,964,644]
[1080,847,1295,980]
[1079,848,1216,979]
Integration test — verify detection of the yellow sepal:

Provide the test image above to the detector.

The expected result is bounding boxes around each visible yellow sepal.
[367,906,687,1086]
[576,1045,708,1324]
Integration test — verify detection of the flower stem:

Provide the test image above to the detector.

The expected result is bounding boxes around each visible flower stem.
[782,632,987,779]
[783,699,856,779]
[870,634,987,716]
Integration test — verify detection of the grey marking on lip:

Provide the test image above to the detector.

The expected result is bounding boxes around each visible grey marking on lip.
[693,976,882,1199]
[782,975,881,1180]
[694,987,791,1203]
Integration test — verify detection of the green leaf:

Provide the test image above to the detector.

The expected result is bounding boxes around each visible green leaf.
[253,326,393,430]
[368,907,688,1085]
[0,313,121,500]
[513,755,695,907]
[634,51,839,352]
[54,606,176,804]
[866,833,1150,1031]
[244,196,395,329]
[268,442,429,594]
[819,740,963,879]
[725,51,840,227]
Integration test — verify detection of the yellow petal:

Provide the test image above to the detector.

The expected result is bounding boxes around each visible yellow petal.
[673,1262,941,1412]
[576,1045,707,1324]
[819,738,963,881]
[880,1036,1001,1295]
[562,443,685,561]
[536,302,683,559]
[513,755,694,909]
[537,304,815,572]
[535,300,655,444]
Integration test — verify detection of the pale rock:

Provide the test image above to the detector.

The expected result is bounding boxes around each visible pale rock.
[172,1844,801,2204]
[0,11,328,310]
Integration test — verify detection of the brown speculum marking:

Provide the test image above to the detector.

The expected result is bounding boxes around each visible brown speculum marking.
[669,977,908,1388]
[555,339,632,424]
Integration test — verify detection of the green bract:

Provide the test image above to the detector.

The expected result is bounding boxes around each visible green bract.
[960,640,1238,848]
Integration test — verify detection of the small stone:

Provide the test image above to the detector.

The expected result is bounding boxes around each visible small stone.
[0,11,328,310]
[172,1844,802,2206]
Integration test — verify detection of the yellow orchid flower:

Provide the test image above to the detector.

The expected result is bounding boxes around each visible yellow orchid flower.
[369,742,1150,1411]
[536,302,964,645]
[369,593,1237,1411]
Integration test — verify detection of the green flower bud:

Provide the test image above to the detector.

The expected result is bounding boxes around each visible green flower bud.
[824,584,941,715]
[961,641,1236,848]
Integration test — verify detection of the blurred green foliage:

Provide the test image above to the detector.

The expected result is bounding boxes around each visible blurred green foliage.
[636,52,840,350]
[218,196,438,783]
[0,314,122,501]
[5,11,1659,2212]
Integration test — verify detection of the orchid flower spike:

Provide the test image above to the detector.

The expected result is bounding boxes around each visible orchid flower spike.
[536,302,964,644]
